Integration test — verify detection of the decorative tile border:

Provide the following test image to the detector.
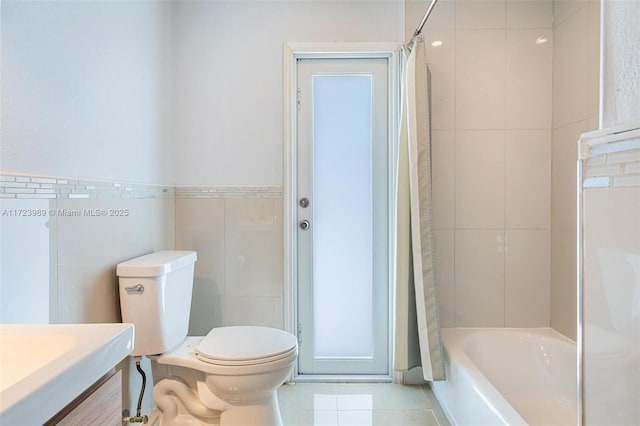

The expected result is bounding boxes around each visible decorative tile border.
[0,173,283,199]
[579,123,640,189]
[174,186,282,199]
[0,174,174,199]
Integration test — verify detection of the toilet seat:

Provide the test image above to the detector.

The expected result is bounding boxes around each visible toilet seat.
[157,335,297,377]
[196,326,298,366]
[198,346,298,366]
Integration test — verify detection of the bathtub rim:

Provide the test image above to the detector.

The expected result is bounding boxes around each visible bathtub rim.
[432,327,577,426]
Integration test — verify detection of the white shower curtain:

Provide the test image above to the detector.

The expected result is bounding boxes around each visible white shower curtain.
[394,40,445,381]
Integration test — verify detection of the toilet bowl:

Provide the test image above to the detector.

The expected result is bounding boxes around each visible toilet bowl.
[117,251,297,426]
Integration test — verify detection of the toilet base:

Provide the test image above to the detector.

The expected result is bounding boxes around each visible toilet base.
[155,383,283,426]
[161,413,219,426]
[219,393,283,426]
[151,336,294,426]
[153,377,282,426]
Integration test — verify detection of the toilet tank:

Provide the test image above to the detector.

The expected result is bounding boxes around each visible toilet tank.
[117,251,197,356]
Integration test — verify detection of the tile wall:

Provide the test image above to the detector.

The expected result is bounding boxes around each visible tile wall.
[550,0,600,340]
[405,0,553,327]
[0,174,285,411]
[174,187,284,335]
[0,173,175,416]
[0,174,175,325]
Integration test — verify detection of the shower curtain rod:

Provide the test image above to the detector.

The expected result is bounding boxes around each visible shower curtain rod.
[407,0,439,53]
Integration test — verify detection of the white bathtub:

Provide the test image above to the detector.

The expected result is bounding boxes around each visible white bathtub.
[431,328,577,426]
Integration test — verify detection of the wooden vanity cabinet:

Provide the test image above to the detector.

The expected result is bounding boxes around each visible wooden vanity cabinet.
[45,370,122,426]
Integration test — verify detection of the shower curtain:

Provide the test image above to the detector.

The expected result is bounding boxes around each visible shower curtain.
[394,39,445,381]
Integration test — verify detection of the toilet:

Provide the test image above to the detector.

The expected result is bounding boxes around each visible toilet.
[117,250,297,426]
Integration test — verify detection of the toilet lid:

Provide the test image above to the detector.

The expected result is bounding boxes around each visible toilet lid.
[195,326,297,364]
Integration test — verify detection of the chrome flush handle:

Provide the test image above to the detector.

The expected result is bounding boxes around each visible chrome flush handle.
[125,284,144,294]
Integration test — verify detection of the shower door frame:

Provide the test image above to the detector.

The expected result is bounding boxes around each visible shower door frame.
[283,42,402,381]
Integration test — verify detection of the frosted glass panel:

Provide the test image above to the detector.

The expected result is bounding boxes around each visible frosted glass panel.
[312,75,373,358]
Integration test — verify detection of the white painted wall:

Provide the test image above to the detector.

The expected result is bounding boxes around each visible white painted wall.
[1,0,174,185]
[601,0,640,128]
[173,0,403,186]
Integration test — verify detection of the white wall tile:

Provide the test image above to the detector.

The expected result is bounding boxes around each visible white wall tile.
[432,130,455,229]
[506,130,551,229]
[176,198,225,295]
[274,297,284,329]
[225,199,277,297]
[456,0,506,29]
[550,0,599,342]
[174,196,284,331]
[553,0,587,27]
[588,116,599,134]
[455,230,505,326]
[0,198,53,323]
[274,199,285,298]
[55,198,175,324]
[56,198,117,269]
[552,121,586,231]
[456,30,506,129]
[406,0,455,31]
[434,230,455,327]
[552,5,588,128]
[506,29,553,129]
[549,0,599,342]
[114,198,175,264]
[175,198,226,334]
[146,198,176,250]
[57,266,119,324]
[413,0,561,329]
[550,229,577,340]
[423,30,456,130]
[505,230,550,326]
[111,203,144,264]
[455,130,505,229]
[222,296,278,328]
[506,0,553,29]
[189,295,224,335]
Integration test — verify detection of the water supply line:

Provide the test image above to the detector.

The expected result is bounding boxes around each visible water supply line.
[123,357,149,424]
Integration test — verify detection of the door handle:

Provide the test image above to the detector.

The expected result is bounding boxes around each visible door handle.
[299,219,311,231]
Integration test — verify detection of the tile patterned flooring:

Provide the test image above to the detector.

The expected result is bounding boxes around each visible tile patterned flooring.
[277,383,451,426]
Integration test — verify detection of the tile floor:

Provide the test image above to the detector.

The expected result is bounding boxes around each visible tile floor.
[277,382,451,426]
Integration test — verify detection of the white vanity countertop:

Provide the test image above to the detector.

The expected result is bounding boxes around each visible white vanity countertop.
[0,323,134,425]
